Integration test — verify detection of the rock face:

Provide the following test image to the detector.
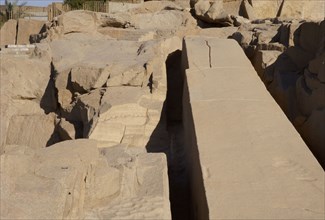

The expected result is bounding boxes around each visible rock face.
[0,55,52,154]
[1,1,324,219]
[193,0,325,26]
[57,10,99,34]
[194,0,248,26]
[16,19,46,45]
[46,2,196,41]
[243,21,325,167]
[227,19,324,167]
[0,19,46,47]
[5,114,57,149]
[46,36,180,147]
[0,5,183,218]
[0,140,170,219]
[0,19,17,47]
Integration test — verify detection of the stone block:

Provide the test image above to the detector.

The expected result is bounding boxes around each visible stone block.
[16,19,45,45]
[182,37,325,219]
[0,19,17,47]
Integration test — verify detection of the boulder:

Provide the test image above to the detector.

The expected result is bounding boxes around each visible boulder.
[0,139,100,219]
[194,0,210,17]
[1,141,171,219]
[57,118,76,140]
[253,50,281,82]
[54,68,74,110]
[280,0,325,20]
[0,19,17,47]
[100,13,133,28]
[57,10,98,34]
[85,146,171,219]
[75,89,105,137]
[0,55,51,100]
[16,19,45,45]
[133,9,195,30]
[90,87,148,147]
[70,65,110,93]
[5,113,57,149]
[250,0,281,18]
[0,56,52,153]
[194,0,248,27]
[106,64,147,87]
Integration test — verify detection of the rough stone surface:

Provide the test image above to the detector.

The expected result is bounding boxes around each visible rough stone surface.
[57,10,99,34]
[249,21,325,166]
[5,113,57,149]
[0,55,52,153]
[0,19,17,47]
[182,36,324,219]
[1,3,324,219]
[16,19,45,45]
[0,140,171,219]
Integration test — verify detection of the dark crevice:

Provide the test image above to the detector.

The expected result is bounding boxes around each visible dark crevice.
[146,50,191,220]
[15,19,18,45]
[40,62,59,114]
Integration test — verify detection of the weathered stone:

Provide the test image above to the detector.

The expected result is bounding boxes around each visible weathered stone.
[194,0,210,17]
[106,64,147,87]
[280,0,325,20]
[100,13,132,28]
[0,19,17,47]
[250,0,281,19]
[253,50,281,82]
[134,10,194,30]
[16,19,45,45]
[54,68,73,110]
[0,56,52,153]
[70,65,110,93]
[1,140,171,219]
[58,10,98,34]
[5,113,57,149]
[86,146,171,219]
[57,118,76,140]
[182,36,325,219]
[194,0,235,26]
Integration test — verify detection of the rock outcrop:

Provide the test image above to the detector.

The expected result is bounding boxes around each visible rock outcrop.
[193,0,325,27]
[0,1,324,219]
[16,19,46,45]
[0,140,170,219]
[231,20,325,167]
[0,19,46,47]
[0,19,17,47]
[0,5,183,218]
